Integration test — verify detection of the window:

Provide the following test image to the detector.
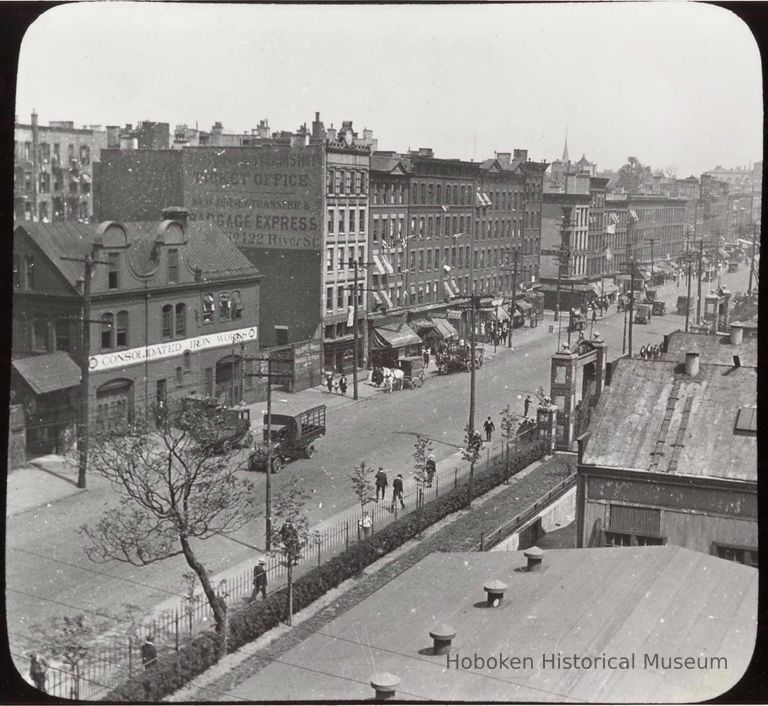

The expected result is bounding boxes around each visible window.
[55,317,71,351]
[116,311,129,347]
[168,248,179,283]
[337,287,344,309]
[232,290,244,320]
[345,171,352,195]
[359,208,366,233]
[361,171,367,195]
[604,504,664,547]
[175,303,186,337]
[338,247,345,270]
[183,350,192,370]
[33,314,49,352]
[202,294,215,324]
[275,326,289,346]
[13,255,21,288]
[338,209,345,233]
[327,247,334,271]
[328,169,335,194]
[219,293,231,320]
[99,312,113,350]
[204,367,214,396]
[418,250,424,272]
[349,209,356,233]
[107,252,120,289]
[328,208,335,234]
[39,172,50,193]
[25,255,35,289]
[175,367,183,386]
[427,249,433,270]
[326,286,333,311]
[161,305,173,339]
[713,542,758,567]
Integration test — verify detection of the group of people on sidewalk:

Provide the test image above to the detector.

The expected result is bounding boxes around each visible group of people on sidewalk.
[638,342,664,360]
[324,371,348,396]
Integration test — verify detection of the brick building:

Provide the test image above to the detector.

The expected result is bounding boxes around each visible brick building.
[11,213,261,456]
[14,111,108,223]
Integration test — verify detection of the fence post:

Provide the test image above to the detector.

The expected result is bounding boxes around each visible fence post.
[486,446,490,470]
[435,469,439,497]
[317,536,321,567]
[454,466,458,489]
[480,531,485,551]
[345,520,349,552]
[175,608,180,652]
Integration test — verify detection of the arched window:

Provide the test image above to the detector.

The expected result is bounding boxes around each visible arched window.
[231,290,243,319]
[183,350,192,370]
[116,311,128,347]
[202,294,215,324]
[175,303,186,337]
[219,293,231,320]
[161,305,173,339]
[101,313,114,350]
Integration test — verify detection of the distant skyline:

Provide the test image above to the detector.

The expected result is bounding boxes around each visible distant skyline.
[15,2,762,176]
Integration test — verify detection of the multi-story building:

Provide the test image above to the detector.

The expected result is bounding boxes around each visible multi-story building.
[587,177,609,276]
[94,113,373,386]
[698,174,730,246]
[517,151,549,284]
[14,111,108,223]
[625,196,688,266]
[11,211,261,456]
[604,196,629,274]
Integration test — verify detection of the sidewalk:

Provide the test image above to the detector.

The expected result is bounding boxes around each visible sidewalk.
[6,455,86,517]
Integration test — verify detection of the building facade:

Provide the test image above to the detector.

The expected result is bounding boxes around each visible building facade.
[14,111,108,223]
[12,214,261,456]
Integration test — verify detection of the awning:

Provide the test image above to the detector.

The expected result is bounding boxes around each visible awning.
[431,317,459,339]
[410,318,435,331]
[381,290,394,309]
[717,248,728,259]
[495,307,510,322]
[380,253,395,275]
[446,309,463,320]
[372,254,387,276]
[442,280,454,298]
[599,282,619,296]
[516,301,533,313]
[450,278,461,295]
[372,291,383,306]
[371,323,422,349]
[637,270,651,280]
[13,352,81,395]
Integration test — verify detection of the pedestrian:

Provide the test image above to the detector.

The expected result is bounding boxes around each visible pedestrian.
[339,374,348,396]
[375,467,388,502]
[524,394,532,418]
[250,557,268,601]
[325,372,334,393]
[385,372,393,394]
[422,347,430,368]
[359,510,373,538]
[592,307,598,324]
[29,652,47,692]
[425,454,436,488]
[483,416,495,442]
[639,345,646,360]
[391,474,405,510]
[141,635,158,670]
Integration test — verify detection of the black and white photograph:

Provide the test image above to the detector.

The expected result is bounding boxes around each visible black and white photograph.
[4,1,763,702]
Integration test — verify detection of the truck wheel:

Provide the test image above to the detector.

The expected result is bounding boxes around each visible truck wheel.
[244,432,254,447]
[271,457,284,474]
[222,440,232,454]
[306,445,315,459]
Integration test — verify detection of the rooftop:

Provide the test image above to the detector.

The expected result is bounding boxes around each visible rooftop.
[662,330,758,368]
[229,548,757,702]
[582,358,757,481]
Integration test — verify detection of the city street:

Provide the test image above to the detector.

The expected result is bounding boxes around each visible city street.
[6,265,751,659]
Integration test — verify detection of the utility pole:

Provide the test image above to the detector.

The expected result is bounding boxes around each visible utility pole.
[628,259,634,357]
[685,254,693,333]
[649,238,655,285]
[748,221,757,295]
[555,209,570,349]
[696,239,703,324]
[508,248,518,348]
[567,280,575,347]
[352,259,360,401]
[62,249,108,489]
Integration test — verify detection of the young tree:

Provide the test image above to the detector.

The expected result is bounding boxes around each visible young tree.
[499,406,521,479]
[348,460,376,517]
[272,480,310,626]
[461,425,481,508]
[412,435,434,536]
[78,401,259,661]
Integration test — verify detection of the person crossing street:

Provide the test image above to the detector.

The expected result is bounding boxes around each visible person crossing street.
[483,416,495,443]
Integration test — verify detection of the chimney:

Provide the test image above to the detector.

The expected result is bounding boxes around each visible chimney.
[684,352,700,377]
[311,111,325,139]
[524,546,544,571]
[496,152,511,167]
[513,148,528,162]
[162,206,189,226]
[730,323,744,345]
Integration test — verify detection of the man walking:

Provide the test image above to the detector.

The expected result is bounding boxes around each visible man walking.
[141,635,158,670]
[524,394,532,418]
[339,374,348,396]
[29,653,47,692]
[391,474,405,510]
[483,416,495,443]
[375,467,388,502]
[250,557,268,601]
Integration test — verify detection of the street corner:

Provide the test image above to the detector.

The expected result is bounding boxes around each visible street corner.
[6,460,84,517]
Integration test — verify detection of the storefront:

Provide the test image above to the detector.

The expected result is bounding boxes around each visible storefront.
[369,322,422,368]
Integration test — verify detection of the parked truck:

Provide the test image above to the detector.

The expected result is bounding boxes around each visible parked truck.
[249,404,327,473]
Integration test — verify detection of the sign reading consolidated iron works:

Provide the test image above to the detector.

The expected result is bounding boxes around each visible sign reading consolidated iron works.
[183,145,324,251]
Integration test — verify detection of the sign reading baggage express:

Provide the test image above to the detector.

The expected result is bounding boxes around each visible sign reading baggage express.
[183,145,324,251]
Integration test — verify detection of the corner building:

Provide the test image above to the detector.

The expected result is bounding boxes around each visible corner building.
[12,215,261,455]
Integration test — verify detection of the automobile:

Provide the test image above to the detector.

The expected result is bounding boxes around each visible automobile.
[396,356,425,389]
[179,396,253,453]
[249,404,327,473]
[634,303,652,324]
[651,300,667,316]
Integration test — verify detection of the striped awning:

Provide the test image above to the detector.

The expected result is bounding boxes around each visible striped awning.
[431,317,459,339]
[371,323,422,350]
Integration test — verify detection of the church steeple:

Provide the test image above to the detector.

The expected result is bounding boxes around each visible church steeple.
[562,126,569,163]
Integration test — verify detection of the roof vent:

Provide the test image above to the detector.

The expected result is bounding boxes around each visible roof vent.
[428,624,456,655]
[369,673,400,700]
[483,579,508,607]
[524,546,544,571]
[684,352,700,377]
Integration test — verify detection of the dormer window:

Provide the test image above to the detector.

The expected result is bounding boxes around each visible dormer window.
[107,252,120,289]
[168,248,179,283]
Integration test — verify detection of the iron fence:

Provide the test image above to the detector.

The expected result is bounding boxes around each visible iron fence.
[12,435,542,698]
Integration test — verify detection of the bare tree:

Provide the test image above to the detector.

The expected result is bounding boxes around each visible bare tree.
[461,425,481,508]
[78,401,259,660]
[348,460,376,517]
[499,405,521,480]
[271,480,310,626]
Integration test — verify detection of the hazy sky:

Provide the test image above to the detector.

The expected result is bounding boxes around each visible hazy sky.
[16,2,762,176]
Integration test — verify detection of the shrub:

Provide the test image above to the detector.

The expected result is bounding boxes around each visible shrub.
[103,441,544,701]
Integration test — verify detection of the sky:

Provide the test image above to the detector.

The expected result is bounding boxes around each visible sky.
[15,2,763,176]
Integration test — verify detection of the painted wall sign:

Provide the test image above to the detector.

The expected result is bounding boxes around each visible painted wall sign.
[89,326,258,372]
[182,145,324,251]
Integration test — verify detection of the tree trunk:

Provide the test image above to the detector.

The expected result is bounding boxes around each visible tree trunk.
[179,534,228,660]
